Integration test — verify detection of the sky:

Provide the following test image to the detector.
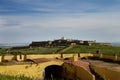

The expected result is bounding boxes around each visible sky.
[0,0,120,43]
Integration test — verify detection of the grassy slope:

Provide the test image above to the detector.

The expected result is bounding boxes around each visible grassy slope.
[10,46,65,54]
[0,45,120,56]
[66,45,120,56]
[0,48,8,54]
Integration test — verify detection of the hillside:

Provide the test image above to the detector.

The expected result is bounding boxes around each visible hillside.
[66,45,120,56]
[0,44,120,56]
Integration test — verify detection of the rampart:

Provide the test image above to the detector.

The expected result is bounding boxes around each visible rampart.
[0,53,120,62]
[62,62,95,80]
[0,61,63,79]
[0,53,120,80]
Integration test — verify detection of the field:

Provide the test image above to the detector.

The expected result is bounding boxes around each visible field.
[0,46,65,54]
[0,44,120,56]
[0,75,32,80]
[66,45,120,56]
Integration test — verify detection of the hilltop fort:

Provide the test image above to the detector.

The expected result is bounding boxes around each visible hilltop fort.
[12,37,112,50]
[0,37,120,80]
[30,37,96,47]
[30,37,112,47]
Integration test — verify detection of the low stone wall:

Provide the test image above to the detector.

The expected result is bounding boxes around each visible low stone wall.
[0,56,2,62]
[26,54,61,59]
[0,53,120,62]
[117,56,120,61]
[93,53,120,61]
[80,53,93,58]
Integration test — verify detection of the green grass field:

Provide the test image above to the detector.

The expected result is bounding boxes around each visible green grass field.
[0,75,32,80]
[9,46,65,54]
[66,45,120,56]
[0,45,120,56]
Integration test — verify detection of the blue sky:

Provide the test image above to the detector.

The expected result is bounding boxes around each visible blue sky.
[0,0,120,43]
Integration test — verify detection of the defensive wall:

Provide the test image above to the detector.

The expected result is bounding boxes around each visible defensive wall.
[0,53,120,80]
[0,60,96,80]
[0,54,95,80]
[0,60,63,79]
[92,53,120,61]
[62,62,95,80]
[0,53,120,62]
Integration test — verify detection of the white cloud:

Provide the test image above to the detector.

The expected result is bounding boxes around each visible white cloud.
[1,12,120,31]
[0,18,6,24]
[21,12,120,30]
[1,0,120,43]
[0,11,120,43]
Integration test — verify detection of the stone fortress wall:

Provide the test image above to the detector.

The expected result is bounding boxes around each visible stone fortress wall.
[0,53,120,80]
[11,37,112,49]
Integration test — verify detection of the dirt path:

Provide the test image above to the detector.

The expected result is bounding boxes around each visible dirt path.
[82,59,120,80]
[85,60,120,72]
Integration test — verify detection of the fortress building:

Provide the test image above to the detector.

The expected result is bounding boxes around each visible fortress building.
[11,37,112,50]
[29,37,96,47]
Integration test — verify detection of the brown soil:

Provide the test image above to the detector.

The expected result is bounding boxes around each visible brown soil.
[86,60,120,72]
